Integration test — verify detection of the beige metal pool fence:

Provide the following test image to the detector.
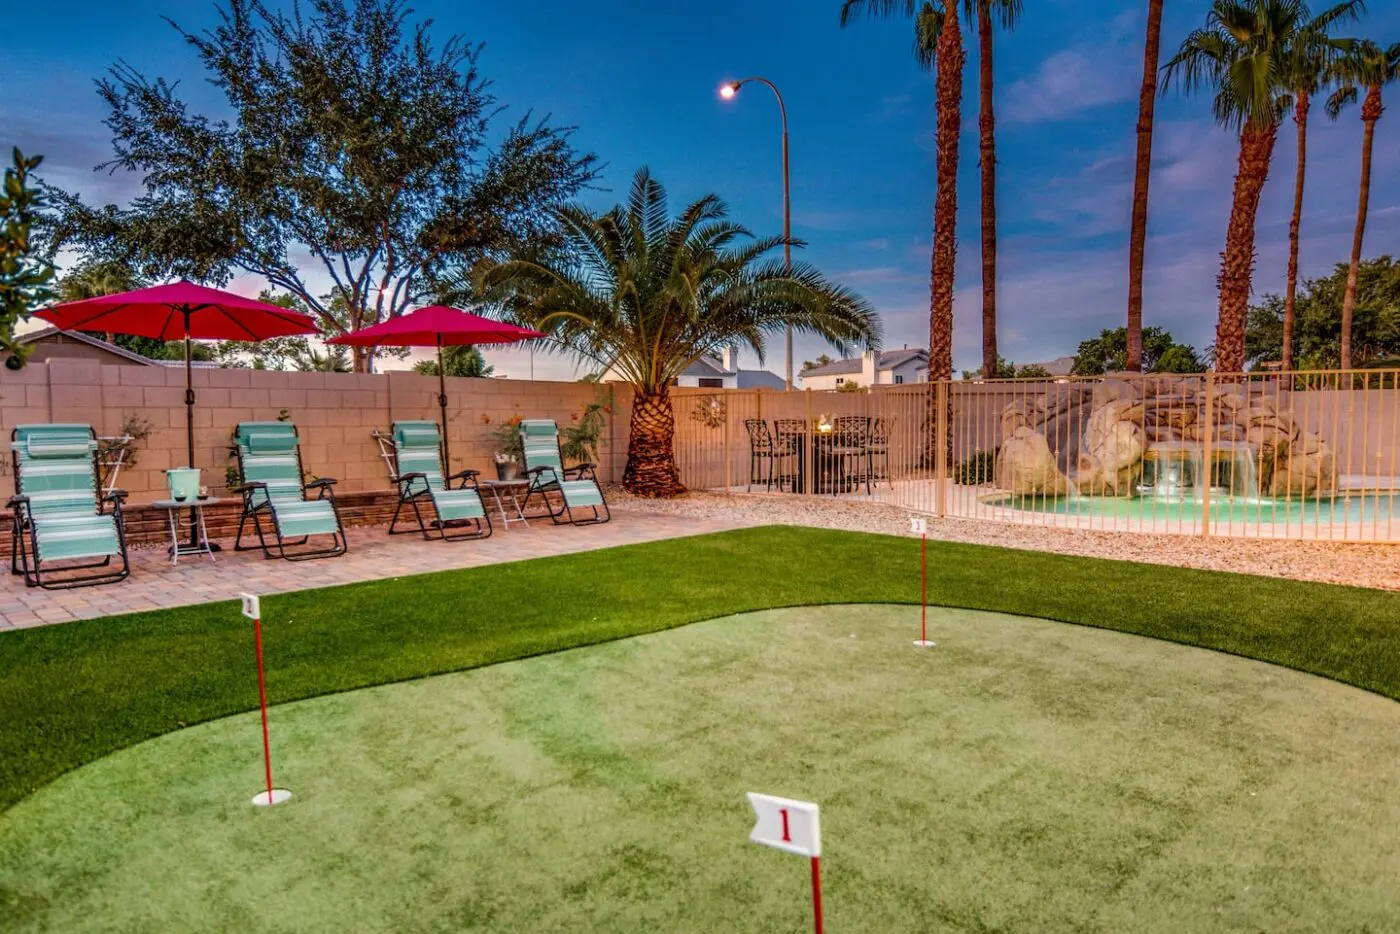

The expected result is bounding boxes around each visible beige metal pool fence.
[671,370,1400,542]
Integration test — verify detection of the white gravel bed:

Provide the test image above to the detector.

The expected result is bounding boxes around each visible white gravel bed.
[609,490,1400,592]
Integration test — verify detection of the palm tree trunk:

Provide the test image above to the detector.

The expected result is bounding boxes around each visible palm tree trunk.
[1215,120,1279,374]
[977,1,998,379]
[1283,92,1310,373]
[1340,85,1382,371]
[1125,0,1163,373]
[623,387,685,497]
[930,1,964,386]
[926,1,963,468]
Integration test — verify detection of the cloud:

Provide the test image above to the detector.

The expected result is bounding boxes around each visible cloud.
[871,92,914,124]
[1002,49,1139,124]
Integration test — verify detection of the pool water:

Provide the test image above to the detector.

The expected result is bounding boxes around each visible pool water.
[982,492,1400,528]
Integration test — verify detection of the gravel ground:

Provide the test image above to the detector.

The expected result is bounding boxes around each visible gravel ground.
[609,490,1400,592]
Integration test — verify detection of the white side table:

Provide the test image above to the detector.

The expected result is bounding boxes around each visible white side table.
[151,498,221,565]
[479,479,531,529]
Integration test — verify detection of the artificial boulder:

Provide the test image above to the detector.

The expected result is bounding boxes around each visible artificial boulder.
[995,427,1072,495]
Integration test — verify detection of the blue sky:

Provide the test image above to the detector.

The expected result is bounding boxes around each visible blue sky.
[3,0,1398,379]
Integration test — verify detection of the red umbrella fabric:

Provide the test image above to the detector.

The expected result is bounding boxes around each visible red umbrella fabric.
[328,306,544,472]
[36,280,319,340]
[326,305,543,347]
[36,281,321,479]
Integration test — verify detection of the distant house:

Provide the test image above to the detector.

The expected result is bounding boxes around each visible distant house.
[9,327,163,368]
[7,327,219,370]
[606,347,786,390]
[800,347,928,390]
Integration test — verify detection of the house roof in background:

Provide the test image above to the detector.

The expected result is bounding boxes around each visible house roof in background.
[734,369,785,390]
[18,326,162,367]
[800,348,927,377]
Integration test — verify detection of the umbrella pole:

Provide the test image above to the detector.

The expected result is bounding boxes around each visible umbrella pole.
[438,336,450,477]
[182,311,208,551]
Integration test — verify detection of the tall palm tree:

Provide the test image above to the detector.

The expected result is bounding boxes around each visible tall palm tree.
[1125,0,1164,372]
[1327,39,1399,370]
[1165,0,1359,374]
[840,0,964,384]
[970,0,1022,380]
[1279,7,1363,372]
[476,168,880,497]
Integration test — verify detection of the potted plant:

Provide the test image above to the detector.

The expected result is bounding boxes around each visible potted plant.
[486,415,525,481]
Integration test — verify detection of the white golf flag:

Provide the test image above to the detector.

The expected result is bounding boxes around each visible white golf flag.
[909,515,928,534]
[747,793,821,857]
[240,593,261,620]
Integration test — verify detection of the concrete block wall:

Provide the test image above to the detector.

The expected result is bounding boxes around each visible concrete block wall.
[1,362,631,501]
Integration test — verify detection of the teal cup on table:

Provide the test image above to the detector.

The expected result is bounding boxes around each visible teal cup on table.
[166,467,201,502]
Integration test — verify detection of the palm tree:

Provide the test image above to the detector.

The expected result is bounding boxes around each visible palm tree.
[840,0,964,384]
[414,345,495,378]
[1327,39,1399,370]
[1165,0,1359,374]
[1125,0,1164,372]
[476,168,880,497]
[970,0,1022,380]
[1280,8,1363,372]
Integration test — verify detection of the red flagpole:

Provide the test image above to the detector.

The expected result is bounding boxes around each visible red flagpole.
[810,856,824,934]
[253,616,275,802]
[920,532,927,644]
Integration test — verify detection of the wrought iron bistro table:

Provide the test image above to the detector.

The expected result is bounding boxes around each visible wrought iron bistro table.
[150,497,222,565]
[478,479,531,528]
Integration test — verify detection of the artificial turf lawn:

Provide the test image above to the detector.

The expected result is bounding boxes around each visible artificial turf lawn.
[4,604,1400,932]
[4,524,1400,818]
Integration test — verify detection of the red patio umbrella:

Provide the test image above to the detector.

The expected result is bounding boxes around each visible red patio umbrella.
[36,281,321,470]
[328,305,544,471]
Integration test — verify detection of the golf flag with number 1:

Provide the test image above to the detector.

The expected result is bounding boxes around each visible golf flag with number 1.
[747,793,823,933]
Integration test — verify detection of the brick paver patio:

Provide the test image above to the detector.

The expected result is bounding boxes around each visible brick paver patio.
[0,508,749,630]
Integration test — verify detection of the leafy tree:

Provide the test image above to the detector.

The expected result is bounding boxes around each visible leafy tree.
[46,0,595,372]
[478,168,880,497]
[1164,0,1361,373]
[1071,326,1201,375]
[413,345,494,378]
[1246,256,1400,369]
[1015,363,1053,378]
[840,0,963,384]
[801,353,835,371]
[1,149,56,369]
[1327,40,1400,369]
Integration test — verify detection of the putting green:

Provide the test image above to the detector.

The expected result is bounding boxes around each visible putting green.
[3,605,1399,932]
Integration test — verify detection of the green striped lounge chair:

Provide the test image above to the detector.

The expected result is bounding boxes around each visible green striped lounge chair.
[388,421,491,541]
[8,424,130,589]
[232,421,347,561]
[519,419,610,526]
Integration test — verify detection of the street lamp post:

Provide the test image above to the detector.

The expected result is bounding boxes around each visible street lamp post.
[720,77,793,391]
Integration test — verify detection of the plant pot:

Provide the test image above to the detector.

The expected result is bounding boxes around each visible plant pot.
[495,461,522,482]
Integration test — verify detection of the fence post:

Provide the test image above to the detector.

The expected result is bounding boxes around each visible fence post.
[804,388,813,495]
[723,394,732,495]
[934,380,949,518]
[1200,372,1215,537]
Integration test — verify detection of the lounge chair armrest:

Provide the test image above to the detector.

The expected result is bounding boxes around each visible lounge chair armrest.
[397,471,426,483]
[305,478,338,489]
[448,468,479,481]
[7,494,29,508]
[525,465,557,477]
[566,462,597,473]
[233,482,268,494]
[104,488,129,503]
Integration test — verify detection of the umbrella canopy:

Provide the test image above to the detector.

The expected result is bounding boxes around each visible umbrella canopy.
[328,306,544,472]
[35,281,319,341]
[326,305,543,348]
[36,281,321,480]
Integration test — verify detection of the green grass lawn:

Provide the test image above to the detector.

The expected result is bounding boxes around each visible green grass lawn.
[5,525,1400,820]
[5,604,1400,932]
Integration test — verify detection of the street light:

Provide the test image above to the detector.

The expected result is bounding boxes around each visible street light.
[720,76,793,391]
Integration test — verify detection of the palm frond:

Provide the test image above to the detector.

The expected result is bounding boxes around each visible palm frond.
[839,0,921,26]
